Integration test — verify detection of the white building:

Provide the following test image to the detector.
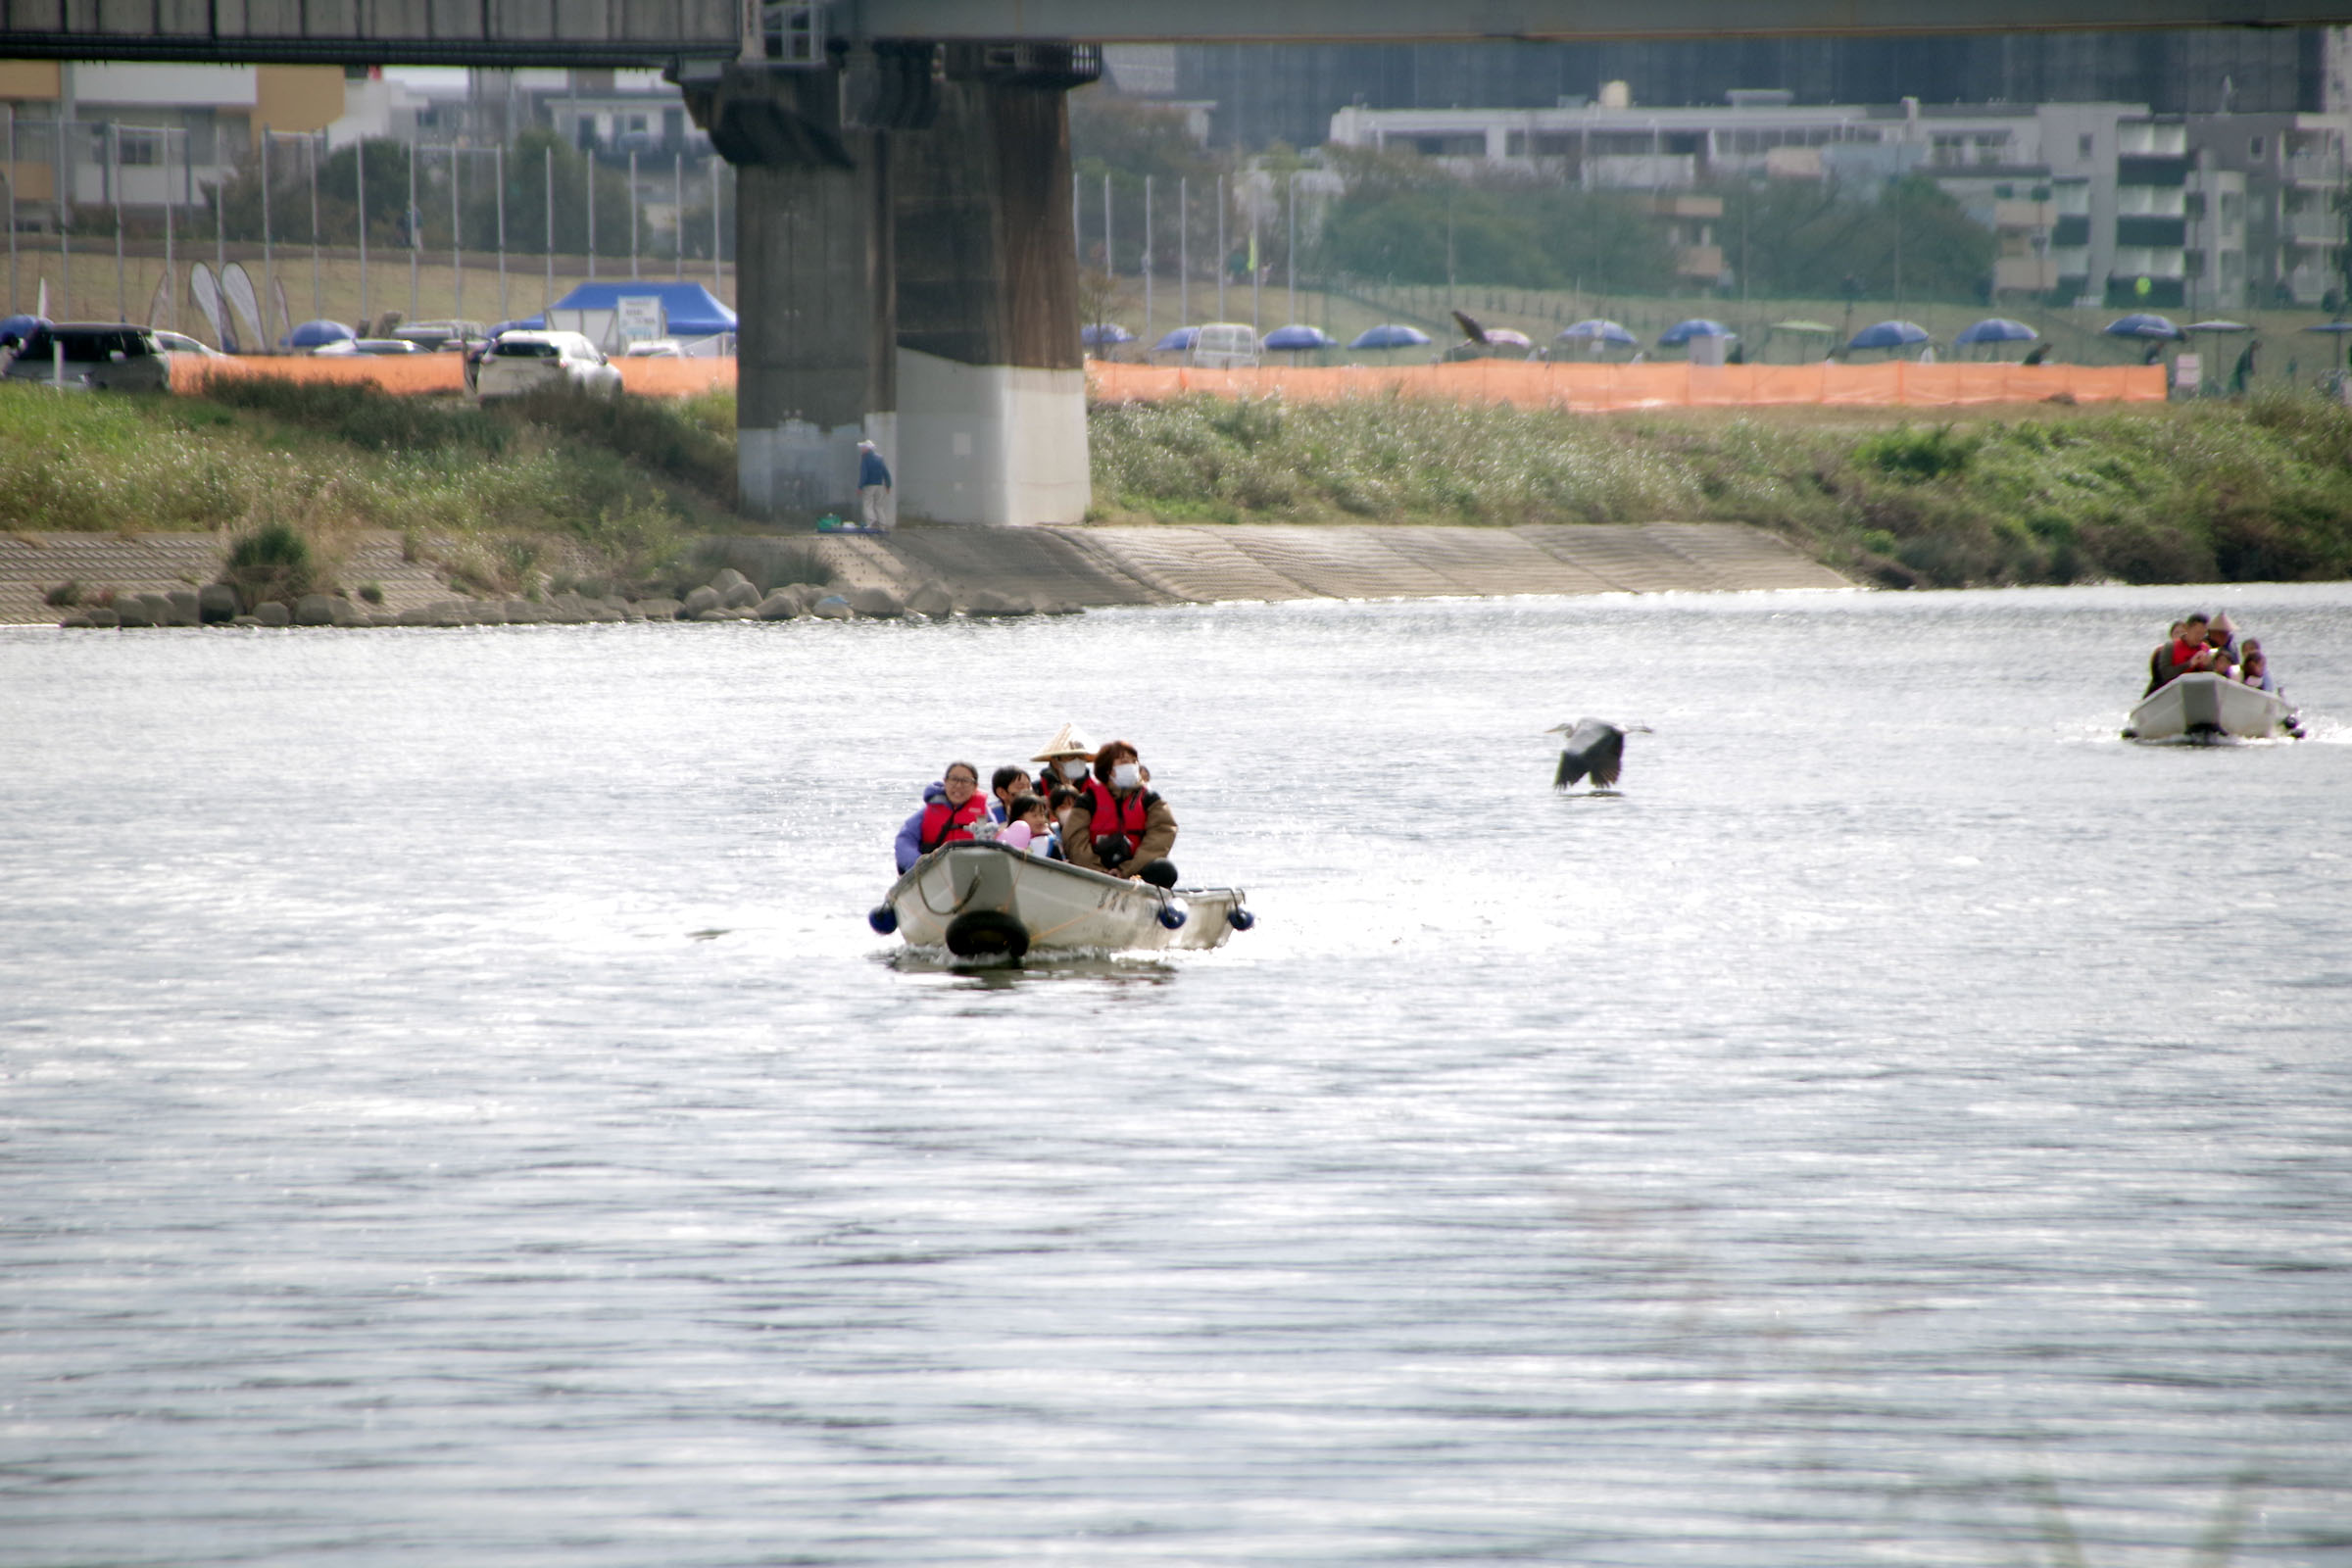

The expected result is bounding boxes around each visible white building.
[1323,96,2248,308]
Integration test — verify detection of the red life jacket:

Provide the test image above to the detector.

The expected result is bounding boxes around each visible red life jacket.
[918,793,991,854]
[1083,776,1152,856]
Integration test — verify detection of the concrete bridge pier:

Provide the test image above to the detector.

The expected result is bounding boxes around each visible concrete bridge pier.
[691,43,1097,527]
[892,45,1097,525]
[698,63,901,520]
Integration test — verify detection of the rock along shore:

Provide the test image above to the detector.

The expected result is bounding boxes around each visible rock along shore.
[2,522,1849,628]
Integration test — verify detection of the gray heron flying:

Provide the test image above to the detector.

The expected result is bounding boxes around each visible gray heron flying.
[1545,718,1651,791]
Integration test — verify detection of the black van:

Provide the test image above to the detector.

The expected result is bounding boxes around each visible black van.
[2,323,171,391]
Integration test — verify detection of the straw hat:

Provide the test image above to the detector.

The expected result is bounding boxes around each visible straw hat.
[1029,722,1096,762]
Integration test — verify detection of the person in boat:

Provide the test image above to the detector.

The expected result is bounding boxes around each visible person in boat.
[1029,723,1097,790]
[2204,612,2242,677]
[2238,639,2278,693]
[988,764,1034,823]
[2146,612,2219,694]
[1063,739,1178,887]
[1046,786,1080,860]
[891,760,991,873]
[2147,621,2184,692]
[998,793,1053,854]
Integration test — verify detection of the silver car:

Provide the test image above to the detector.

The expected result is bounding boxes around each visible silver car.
[472,330,623,401]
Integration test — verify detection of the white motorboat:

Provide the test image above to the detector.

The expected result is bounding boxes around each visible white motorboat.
[2124,672,2301,743]
[872,842,1253,959]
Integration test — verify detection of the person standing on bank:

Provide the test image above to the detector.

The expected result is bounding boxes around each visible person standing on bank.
[857,439,893,531]
[1064,739,1179,888]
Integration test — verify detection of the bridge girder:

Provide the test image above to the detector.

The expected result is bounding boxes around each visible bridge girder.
[8,0,2352,67]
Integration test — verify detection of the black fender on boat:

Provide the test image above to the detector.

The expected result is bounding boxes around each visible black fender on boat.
[867,905,899,935]
[945,908,1030,960]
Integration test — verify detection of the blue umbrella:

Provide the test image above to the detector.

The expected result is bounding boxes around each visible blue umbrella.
[1348,323,1433,350]
[1658,318,1735,347]
[1,312,49,343]
[486,317,544,337]
[1151,325,1200,353]
[1261,323,1336,352]
[1081,323,1134,347]
[1847,318,1932,351]
[2103,314,2183,341]
[1955,318,2037,345]
[283,318,356,349]
[1556,318,1636,346]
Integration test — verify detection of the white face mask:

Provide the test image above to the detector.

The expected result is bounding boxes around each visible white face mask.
[1111,762,1142,791]
[1060,760,1089,781]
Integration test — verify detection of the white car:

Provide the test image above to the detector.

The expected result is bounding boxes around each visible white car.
[151,330,225,361]
[473,330,623,400]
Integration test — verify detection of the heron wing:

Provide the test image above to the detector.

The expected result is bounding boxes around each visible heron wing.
[1554,749,1582,789]
[1451,309,1489,345]
[1586,728,1626,788]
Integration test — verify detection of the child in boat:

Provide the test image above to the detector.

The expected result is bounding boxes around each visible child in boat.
[999,794,1053,855]
[2239,640,2278,692]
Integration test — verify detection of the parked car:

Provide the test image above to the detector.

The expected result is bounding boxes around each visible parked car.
[150,330,224,361]
[1188,321,1261,369]
[391,318,487,353]
[314,337,425,356]
[2,322,171,391]
[472,330,623,400]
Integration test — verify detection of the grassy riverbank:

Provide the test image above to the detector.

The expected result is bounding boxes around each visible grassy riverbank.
[1088,393,2352,586]
[0,376,737,595]
[10,375,2352,592]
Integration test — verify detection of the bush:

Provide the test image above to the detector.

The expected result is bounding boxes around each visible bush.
[220,520,321,609]
[42,578,81,607]
[1855,424,1976,481]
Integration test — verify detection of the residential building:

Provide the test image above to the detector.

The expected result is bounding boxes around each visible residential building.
[2188,111,2352,307]
[1165,28,2346,155]
[2,61,344,227]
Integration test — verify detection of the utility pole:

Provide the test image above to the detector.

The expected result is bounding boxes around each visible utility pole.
[495,141,507,320]
[1216,173,1226,320]
[1178,174,1188,328]
[1143,172,1152,345]
[308,130,321,319]
[1287,170,1297,326]
[544,145,555,310]
[408,133,418,319]
[260,125,272,340]
[357,137,368,329]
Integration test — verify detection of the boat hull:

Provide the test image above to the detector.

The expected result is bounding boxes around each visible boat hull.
[883,842,1247,956]
[2125,673,2297,742]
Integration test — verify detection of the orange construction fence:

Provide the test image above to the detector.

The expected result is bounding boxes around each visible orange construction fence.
[1086,359,2166,410]
[172,354,736,399]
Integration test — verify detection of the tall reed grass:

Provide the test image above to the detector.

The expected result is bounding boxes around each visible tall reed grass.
[1088,392,2352,585]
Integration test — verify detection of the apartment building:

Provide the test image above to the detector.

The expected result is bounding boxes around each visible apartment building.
[2189,112,2351,307]
[1,62,344,227]
[1323,97,2338,310]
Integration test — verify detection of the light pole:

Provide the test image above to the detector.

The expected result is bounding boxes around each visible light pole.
[1178,174,1188,328]
[1286,169,1298,326]
[356,137,368,329]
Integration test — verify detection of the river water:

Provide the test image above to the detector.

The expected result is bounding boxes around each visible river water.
[4,581,2349,1567]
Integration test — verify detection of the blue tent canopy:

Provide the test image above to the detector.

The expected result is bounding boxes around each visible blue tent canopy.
[1152,325,1200,353]
[1348,323,1432,350]
[1658,318,1734,346]
[1557,318,1635,346]
[1,313,50,343]
[1847,319,1930,351]
[1082,322,1135,346]
[1262,323,1335,351]
[1955,318,2037,345]
[283,318,356,349]
[547,280,737,336]
[2103,313,2183,340]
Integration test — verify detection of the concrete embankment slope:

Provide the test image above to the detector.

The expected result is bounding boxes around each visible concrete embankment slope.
[1,523,1847,624]
[734,522,1851,609]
